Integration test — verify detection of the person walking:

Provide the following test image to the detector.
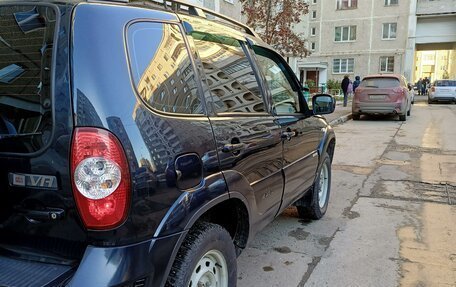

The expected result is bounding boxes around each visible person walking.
[422,77,429,96]
[341,75,350,107]
[416,78,423,96]
[353,76,361,92]
[347,80,353,96]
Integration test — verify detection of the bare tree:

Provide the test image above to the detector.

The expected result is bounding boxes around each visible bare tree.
[240,0,309,57]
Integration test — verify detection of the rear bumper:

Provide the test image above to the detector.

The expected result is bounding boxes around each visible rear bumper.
[68,232,185,287]
[429,94,456,102]
[0,256,73,287]
[352,101,406,115]
[0,232,185,287]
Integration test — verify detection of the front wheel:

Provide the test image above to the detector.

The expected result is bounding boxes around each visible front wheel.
[399,114,406,121]
[166,222,237,287]
[297,153,331,220]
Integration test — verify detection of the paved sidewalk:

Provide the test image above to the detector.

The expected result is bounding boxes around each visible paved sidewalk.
[324,100,352,126]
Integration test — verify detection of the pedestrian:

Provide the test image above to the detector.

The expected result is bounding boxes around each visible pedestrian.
[416,78,423,96]
[341,75,350,107]
[353,76,361,92]
[348,80,353,96]
[422,77,429,96]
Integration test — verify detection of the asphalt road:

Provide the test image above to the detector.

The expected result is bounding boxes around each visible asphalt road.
[237,101,456,287]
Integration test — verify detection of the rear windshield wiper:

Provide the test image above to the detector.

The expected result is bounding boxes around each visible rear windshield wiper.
[0,132,41,140]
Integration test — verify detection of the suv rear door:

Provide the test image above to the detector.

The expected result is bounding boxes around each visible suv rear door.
[0,2,84,285]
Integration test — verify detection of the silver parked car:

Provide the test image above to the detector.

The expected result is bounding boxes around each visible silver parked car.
[428,80,456,104]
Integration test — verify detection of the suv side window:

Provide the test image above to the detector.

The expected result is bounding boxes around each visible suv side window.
[127,22,203,114]
[253,46,300,114]
[189,31,265,113]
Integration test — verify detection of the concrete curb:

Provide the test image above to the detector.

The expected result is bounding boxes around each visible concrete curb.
[329,113,352,127]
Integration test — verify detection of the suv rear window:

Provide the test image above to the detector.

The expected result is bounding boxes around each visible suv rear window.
[434,80,456,87]
[360,77,400,88]
[0,4,56,153]
[127,22,203,114]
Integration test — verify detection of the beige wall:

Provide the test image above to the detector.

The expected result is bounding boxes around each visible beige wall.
[299,0,412,84]
[219,0,242,21]
[417,0,456,15]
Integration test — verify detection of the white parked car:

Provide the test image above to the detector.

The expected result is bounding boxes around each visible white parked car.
[428,80,456,104]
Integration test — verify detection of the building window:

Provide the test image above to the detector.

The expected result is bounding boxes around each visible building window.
[380,56,394,73]
[335,26,356,42]
[311,27,316,36]
[311,42,316,50]
[337,0,358,10]
[382,23,397,39]
[311,11,317,19]
[384,0,398,5]
[333,58,354,73]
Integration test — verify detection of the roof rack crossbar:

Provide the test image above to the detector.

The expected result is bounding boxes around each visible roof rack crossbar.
[130,0,257,37]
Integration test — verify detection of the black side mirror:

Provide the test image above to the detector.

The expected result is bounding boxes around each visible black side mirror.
[312,94,336,115]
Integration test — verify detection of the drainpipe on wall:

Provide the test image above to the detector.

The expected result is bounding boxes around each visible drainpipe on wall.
[367,0,374,74]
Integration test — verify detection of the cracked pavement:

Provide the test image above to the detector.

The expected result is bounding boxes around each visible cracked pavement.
[237,102,456,287]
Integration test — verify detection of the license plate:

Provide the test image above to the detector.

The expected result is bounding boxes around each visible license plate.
[369,95,386,100]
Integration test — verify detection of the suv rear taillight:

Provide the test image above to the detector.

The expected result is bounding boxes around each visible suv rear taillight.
[71,127,130,230]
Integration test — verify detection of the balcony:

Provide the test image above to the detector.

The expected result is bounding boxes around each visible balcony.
[416,0,456,16]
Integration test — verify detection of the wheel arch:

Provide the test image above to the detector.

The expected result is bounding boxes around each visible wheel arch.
[318,125,336,162]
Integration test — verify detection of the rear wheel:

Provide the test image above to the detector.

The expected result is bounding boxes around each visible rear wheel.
[352,114,360,121]
[399,114,406,121]
[297,153,331,220]
[166,222,237,287]
[407,107,411,116]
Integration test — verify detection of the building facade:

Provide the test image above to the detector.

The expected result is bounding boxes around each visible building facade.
[296,0,456,87]
[187,0,242,21]
[405,0,456,83]
[296,0,411,87]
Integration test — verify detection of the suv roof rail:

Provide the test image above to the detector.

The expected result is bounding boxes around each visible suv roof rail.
[128,0,258,37]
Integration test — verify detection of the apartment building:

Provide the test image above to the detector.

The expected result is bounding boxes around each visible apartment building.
[187,0,242,21]
[296,0,456,86]
[296,0,411,86]
[406,0,456,83]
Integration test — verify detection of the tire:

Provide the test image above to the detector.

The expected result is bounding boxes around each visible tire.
[352,114,360,121]
[428,98,432,104]
[399,114,406,121]
[407,108,411,116]
[166,222,237,287]
[297,153,331,220]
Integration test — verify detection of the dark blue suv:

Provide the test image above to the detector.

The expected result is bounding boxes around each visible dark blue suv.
[0,1,336,286]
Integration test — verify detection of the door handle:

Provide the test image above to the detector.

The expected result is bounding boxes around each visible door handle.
[17,207,65,222]
[222,143,245,153]
[281,131,296,140]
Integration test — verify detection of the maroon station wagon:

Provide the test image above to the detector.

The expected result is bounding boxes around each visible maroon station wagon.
[352,74,413,121]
